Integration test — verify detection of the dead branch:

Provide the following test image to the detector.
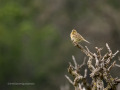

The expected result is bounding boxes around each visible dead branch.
[65,41,120,90]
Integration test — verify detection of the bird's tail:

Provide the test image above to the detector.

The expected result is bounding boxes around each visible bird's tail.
[83,39,90,44]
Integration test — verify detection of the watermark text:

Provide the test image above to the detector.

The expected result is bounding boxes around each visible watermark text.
[7,82,35,85]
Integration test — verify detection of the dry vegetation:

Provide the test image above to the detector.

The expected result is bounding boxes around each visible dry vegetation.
[65,42,120,90]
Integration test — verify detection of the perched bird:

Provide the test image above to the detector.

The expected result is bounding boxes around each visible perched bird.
[70,29,90,44]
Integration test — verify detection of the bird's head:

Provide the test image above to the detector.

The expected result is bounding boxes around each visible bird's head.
[72,29,77,34]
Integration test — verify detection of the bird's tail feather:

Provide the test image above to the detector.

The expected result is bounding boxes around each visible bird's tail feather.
[83,39,90,44]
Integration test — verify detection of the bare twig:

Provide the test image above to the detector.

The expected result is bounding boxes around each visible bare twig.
[112,50,119,58]
[65,75,74,85]
[78,57,86,69]
[108,61,116,71]
[115,64,120,68]
[66,42,120,90]
[106,43,112,54]
[94,53,99,68]
[84,69,87,78]
[72,55,77,69]
[95,47,103,59]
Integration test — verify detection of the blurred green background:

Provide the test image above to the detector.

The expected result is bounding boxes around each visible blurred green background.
[0,0,120,90]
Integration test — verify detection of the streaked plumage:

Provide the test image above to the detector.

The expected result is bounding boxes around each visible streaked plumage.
[70,29,90,43]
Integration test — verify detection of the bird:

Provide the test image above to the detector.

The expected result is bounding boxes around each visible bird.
[70,29,90,44]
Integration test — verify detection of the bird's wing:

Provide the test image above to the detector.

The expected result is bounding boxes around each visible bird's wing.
[77,33,90,43]
[77,33,83,39]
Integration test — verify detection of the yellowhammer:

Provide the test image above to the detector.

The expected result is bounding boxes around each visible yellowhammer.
[70,29,90,44]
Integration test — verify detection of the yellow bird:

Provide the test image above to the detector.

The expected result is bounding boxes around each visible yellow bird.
[70,29,90,44]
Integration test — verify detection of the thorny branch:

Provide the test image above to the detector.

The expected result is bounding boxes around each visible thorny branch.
[65,42,120,90]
